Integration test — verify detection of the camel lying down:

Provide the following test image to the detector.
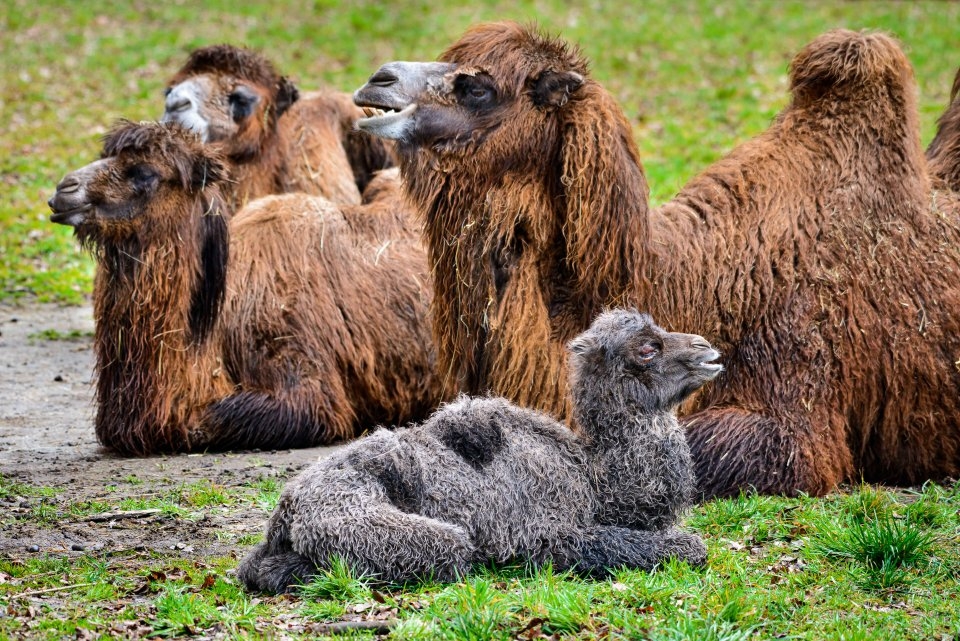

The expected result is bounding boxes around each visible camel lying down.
[238,310,719,592]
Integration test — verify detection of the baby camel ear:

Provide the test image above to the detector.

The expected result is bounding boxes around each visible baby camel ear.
[567,333,599,356]
[533,70,584,108]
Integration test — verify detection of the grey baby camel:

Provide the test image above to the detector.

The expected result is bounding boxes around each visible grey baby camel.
[238,309,722,592]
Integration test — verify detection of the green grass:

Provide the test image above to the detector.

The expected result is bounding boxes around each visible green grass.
[5,477,957,639]
[2,0,958,303]
[26,328,93,342]
[3,2,960,638]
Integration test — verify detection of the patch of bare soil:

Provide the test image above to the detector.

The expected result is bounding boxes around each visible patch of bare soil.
[0,303,341,562]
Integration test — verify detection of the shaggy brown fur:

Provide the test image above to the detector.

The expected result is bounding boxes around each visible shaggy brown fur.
[163,44,394,209]
[354,23,960,497]
[927,67,960,191]
[49,121,443,455]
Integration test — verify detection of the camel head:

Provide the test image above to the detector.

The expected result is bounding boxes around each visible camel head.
[927,66,960,191]
[162,45,299,159]
[353,21,587,158]
[48,120,227,241]
[567,310,722,413]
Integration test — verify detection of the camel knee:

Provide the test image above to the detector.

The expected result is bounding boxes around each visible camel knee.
[684,408,847,499]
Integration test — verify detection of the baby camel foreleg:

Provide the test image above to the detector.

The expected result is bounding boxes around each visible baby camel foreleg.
[560,526,707,578]
[291,504,476,584]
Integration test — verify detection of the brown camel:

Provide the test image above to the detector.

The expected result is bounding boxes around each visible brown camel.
[354,23,960,498]
[162,44,394,210]
[927,66,960,191]
[48,121,444,455]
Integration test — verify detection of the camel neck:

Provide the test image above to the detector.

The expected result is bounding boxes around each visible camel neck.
[90,203,230,454]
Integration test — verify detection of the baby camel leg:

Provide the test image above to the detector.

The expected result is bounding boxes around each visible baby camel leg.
[238,498,476,592]
[564,526,707,577]
[292,506,476,584]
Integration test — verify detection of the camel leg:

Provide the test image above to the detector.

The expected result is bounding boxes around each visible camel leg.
[683,407,849,499]
[236,541,318,594]
[201,380,357,451]
[238,497,476,592]
[560,526,706,577]
[292,507,476,584]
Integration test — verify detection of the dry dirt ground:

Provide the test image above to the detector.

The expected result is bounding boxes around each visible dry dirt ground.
[0,302,341,563]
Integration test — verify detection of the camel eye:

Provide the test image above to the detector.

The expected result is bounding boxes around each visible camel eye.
[228,86,259,121]
[637,344,658,361]
[455,75,497,110]
[126,164,159,191]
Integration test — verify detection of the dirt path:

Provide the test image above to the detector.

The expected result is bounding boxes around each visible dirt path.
[0,303,341,561]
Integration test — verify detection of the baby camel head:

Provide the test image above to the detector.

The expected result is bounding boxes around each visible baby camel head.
[567,310,722,414]
[48,120,227,243]
[162,44,299,158]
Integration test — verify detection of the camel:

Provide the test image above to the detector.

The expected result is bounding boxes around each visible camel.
[238,309,716,592]
[353,23,960,498]
[927,66,960,191]
[162,44,394,209]
[48,121,444,455]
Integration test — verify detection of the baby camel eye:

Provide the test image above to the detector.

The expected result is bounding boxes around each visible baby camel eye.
[637,344,659,361]
[469,86,490,99]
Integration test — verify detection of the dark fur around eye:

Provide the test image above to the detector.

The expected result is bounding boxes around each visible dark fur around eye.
[228,87,259,121]
[455,75,497,110]
[126,164,159,191]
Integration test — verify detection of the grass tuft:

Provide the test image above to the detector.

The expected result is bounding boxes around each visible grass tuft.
[298,555,371,602]
[811,506,937,589]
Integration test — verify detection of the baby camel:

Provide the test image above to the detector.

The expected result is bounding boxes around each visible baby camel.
[238,310,719,593]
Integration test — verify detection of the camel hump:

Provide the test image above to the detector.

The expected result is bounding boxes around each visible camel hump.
[789,29,912,101]
[427,397,509,470]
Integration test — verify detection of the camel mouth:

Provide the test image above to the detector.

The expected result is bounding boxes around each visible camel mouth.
[695,349,724,377]
[355,102,417,133]
[49,204,92,226]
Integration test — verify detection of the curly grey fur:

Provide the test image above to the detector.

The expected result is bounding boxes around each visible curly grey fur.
[238,310,720,592]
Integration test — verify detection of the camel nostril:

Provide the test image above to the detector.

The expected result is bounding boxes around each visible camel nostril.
[47,196,56,210]
[691,338,712,350]
[167,97,192,113]
[56,177,80,194]
[367,70,399,87]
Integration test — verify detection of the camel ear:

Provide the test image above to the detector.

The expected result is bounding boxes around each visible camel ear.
[533,70,584,108]
[275,76,300,117]
[567,333,599,356]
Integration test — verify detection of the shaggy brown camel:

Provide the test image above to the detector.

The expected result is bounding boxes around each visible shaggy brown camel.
[162,44,394,209]
[354,23,960,497]
[927,67,960,191]
[48,121,443,455]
